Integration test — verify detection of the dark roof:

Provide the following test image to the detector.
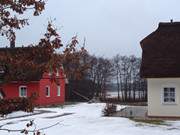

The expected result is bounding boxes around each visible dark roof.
[0,46,50,82]
[140,22,180,78]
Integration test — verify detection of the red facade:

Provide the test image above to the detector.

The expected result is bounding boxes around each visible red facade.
[1,69,65,106]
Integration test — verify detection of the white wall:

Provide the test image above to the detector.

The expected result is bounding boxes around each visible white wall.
[148,78,180,117]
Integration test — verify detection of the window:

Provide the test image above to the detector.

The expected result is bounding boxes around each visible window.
[0,70,4,74]
[48,67,53,76]
[45,86,50,97]
[57,85,60,96]
[19,86,27,97]
[48,71,52,76]
[163,87,176,103]
[0,92,3,99]
[56,69,59,77]
[0,88,5,99]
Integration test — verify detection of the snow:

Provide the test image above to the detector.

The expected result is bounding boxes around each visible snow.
[6,111,31,118]
[0,103,180,135]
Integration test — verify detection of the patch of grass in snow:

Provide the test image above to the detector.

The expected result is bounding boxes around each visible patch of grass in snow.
[130,118,169,126]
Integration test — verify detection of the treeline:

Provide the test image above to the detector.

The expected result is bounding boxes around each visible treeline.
[66,54,147,102]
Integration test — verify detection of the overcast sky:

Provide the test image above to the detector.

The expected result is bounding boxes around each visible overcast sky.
[1,0,180,57]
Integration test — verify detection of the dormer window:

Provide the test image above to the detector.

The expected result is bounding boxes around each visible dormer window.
[0,66,5,74]
[49,66,53,76]
[48,71,52,76]
[0,70,5,74]
[0,88,5,99]
[56,68,59,77]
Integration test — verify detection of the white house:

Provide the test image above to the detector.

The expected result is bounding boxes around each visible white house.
[140,21,180,118]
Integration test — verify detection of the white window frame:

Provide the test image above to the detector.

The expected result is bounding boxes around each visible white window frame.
[57,85,61,96]
[161,85,177,105]
[45,85,50,97]
[19,86,27,97]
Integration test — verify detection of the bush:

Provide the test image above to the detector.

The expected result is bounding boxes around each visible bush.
[102,103,117,116]
[0,96,35,116]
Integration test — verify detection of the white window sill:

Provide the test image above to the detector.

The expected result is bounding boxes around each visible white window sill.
[162,102,177,105]
[19,96,27,98]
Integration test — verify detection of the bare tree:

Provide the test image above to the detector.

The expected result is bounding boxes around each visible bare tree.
[112,55,147,102]
[112,54,122,100]
[88,56,114,98]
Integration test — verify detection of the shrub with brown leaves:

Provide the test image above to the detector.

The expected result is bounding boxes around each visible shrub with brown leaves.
[0,95,36,116]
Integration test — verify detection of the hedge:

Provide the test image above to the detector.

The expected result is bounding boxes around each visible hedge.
[0,97,35,116]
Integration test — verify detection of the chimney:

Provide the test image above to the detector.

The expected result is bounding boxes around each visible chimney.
[10,40,15,48]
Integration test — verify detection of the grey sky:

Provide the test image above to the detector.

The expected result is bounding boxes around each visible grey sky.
[1,0,180,57]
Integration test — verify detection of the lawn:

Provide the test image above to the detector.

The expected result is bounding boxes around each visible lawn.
[0,103,180,135]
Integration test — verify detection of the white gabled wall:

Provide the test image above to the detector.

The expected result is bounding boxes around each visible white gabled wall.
[148,78,180,117]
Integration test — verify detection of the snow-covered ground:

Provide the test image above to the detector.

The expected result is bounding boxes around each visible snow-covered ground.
[0,103,180,135]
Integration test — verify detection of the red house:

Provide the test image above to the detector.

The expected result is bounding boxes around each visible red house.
[0,47,65,106]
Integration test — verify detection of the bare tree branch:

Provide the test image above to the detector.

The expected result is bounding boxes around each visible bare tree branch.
[0,122,60,133]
